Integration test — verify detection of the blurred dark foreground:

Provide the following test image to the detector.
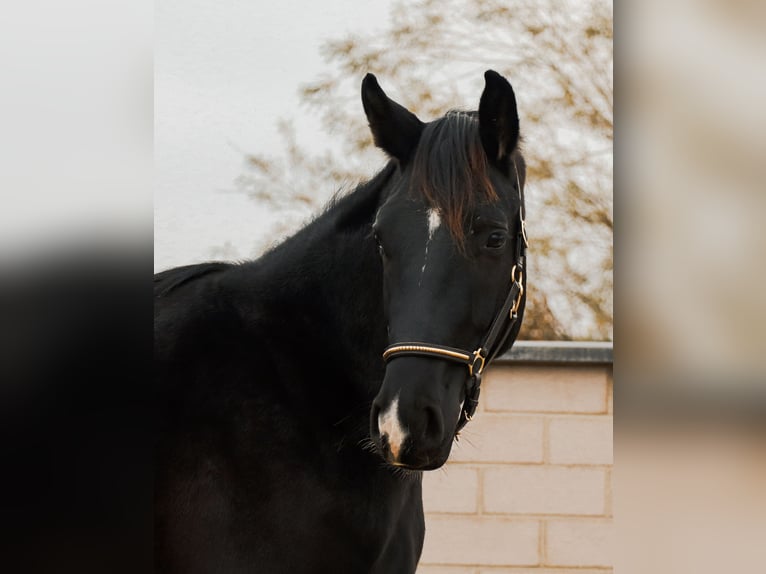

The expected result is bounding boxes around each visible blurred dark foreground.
[0,246,153,574]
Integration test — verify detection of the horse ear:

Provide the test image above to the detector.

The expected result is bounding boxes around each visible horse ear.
[361,74,424,163]
[478,70,520,167]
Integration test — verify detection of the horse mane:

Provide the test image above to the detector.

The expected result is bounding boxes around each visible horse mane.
[326,161,397,231]
[409,111,497,243]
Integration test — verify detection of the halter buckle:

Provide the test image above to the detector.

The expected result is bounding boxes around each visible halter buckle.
[468,348,486,377]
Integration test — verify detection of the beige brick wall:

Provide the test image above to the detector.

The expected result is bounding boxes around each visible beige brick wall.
[418,361,613,574]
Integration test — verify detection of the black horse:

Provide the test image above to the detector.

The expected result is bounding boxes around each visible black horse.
[155,70,527,573]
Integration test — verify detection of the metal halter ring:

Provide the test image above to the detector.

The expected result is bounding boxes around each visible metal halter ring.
[468,349,486,377]
[510,264,523,284]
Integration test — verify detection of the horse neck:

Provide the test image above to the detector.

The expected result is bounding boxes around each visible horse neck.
[235,178,389,415]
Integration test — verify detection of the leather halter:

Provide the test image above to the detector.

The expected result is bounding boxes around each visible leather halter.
[382,163,527,432]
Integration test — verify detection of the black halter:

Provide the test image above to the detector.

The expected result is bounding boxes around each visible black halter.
[382,165,527,432]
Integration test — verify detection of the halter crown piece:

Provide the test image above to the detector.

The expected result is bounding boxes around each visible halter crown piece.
[382,163,528,432]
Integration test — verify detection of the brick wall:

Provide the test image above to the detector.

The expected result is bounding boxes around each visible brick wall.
[417,344,613,574]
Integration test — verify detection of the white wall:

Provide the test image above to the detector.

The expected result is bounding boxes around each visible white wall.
[155,0,392,271]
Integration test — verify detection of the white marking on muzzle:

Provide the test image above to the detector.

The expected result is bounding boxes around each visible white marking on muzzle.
[378,394,408,461]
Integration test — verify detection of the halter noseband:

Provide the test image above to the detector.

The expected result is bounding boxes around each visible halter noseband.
[382,163,527,432]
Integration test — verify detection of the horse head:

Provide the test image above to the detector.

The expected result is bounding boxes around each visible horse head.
[365,71,528,470]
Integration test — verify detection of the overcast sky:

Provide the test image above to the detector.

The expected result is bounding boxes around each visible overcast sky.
[155,0,395,271]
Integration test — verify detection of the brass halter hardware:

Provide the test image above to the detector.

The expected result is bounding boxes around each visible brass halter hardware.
[382,344,486,378]
[468,349,486,378]
[382,344,471,364]
[520,219,529,248]
[510,265,524,317]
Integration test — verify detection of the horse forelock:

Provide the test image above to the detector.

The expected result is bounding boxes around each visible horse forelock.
[409,110,497,246]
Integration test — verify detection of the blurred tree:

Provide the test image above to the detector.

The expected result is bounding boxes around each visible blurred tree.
[237,0,612,341]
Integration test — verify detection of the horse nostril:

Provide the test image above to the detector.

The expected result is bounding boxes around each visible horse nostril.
[423,404,444,443]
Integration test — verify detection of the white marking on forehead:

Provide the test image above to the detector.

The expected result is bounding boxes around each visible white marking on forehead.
[378,394,408,461]
[427,208,441,239]
[420,208,441,282]
[419,243,429,282]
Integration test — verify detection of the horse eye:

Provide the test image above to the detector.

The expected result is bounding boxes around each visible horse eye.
[486,231,507,249]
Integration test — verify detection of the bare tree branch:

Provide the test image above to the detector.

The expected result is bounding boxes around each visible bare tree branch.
[237,0,613,340]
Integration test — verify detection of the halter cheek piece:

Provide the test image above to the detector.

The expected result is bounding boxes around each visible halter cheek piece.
[382,163,528,433]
